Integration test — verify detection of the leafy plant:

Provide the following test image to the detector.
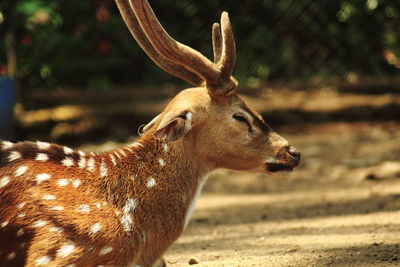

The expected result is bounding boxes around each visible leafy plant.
[1,0,399,90]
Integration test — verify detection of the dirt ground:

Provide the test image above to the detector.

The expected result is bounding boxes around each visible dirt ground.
[162,122,400,267]
[17,88,400,266]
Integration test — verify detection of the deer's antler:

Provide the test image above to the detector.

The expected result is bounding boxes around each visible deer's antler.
[115,0,238,96]
[115,0,203,87]
[212,23,222,63]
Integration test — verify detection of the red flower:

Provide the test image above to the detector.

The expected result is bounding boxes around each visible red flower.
[96,39,112,54]
[21,34,32,46]
[96,6,109,23]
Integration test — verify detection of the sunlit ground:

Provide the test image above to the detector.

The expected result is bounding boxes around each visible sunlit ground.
[14,88,400,266]
[165,122,400,266]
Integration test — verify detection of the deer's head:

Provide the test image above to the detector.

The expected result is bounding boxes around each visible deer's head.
[116,0,300,173]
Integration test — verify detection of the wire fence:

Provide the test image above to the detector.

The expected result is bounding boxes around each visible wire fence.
[229,0,400,88]
[1,0,400,90]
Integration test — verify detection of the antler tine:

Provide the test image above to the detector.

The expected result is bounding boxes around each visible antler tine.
[130,0,237,94]
[218,12,236,81]
[115,0,203,86]
[129,0,220,85]
[212,23,222,63]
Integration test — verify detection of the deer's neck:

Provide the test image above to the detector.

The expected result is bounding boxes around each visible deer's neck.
[93,136,210,236]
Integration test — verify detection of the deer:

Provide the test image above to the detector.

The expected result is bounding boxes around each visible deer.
[0,0,300,266]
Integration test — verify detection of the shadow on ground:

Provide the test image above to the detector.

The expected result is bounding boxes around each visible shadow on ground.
[189,191,400,227]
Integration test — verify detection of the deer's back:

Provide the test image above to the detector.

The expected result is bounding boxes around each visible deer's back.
[0,141,141,266]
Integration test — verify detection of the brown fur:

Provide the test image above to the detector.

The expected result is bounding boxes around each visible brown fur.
[0,1,300,265]
[0,88,299,267]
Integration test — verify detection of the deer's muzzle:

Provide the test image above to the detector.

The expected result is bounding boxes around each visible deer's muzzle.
[265,145,301,172]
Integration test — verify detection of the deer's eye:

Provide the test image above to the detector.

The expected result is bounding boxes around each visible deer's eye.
[233,114,247,123]
[233,114,251,131]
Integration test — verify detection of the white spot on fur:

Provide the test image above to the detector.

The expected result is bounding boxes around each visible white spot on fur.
[130,142,143,148]
[2,141,14,150]
[7,252,16,260]
[78,156,86,169]
[36,141,51,150]
[125,147,133,153]
[17,202,26,209]
[87,157,95,172]
[109,154,117,166]
[123,198,138,213]
[35,173,51,184]
[162,143,169,152]
[119,149,127,157]
[35,153,49,162]
[184,174,209,230]
[98,246,113,255]
[43,195,56,200]
[63,146,74,155]
[0,176,10,188]
[186,112,193,121]
[100,162,108,177]
[34,256,51,265]
[32,220,47,228]
[185,112,193,133]
[1,221,8,228]
[89,222,102,234]
[57,179,69,186]
[49,227,64,233]
[16,228,24,236]
[15,166,28,177]
[72,179,81,188]
[95,202,102,209]
[78,150,86,156]
[17,213,26,218]
[51,206,64,211]
[57,242,75,257]
[158,158,165,167]
[120,198,137,231]
[114,151,121,160]
[65,265,76,267]
[77,204,90,213]
[61,157,74,167]
[120,214,133,232]
[146,177,156,188]
[8,151,21,162]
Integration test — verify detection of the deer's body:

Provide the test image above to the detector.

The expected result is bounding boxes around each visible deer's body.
[0,0,301,265]
[0,126,202,266]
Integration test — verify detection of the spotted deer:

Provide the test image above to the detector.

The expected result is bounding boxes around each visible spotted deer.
[0,0,300,266]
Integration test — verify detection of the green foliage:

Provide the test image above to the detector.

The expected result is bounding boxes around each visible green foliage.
[1,0,400,90]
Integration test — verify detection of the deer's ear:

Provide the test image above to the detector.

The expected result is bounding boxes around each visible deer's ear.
[138,114,161,136]
[153,111,193,141]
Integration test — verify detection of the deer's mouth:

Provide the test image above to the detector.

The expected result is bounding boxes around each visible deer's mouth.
[265,162,295,172]
[264,156,300,173]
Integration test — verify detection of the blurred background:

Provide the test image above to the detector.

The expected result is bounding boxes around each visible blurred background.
[1,0,400,144]
[1,1,400,266]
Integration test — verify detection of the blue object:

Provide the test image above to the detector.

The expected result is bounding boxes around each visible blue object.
[0,76,16,140]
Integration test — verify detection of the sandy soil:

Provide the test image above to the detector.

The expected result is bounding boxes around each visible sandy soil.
[19,88,400,266]
[163,122,400,267]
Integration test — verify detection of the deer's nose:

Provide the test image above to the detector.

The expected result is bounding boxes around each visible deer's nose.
[286,145,301,162]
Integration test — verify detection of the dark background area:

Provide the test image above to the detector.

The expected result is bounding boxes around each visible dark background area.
[1,0,400,91]
[1,0,400,146]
